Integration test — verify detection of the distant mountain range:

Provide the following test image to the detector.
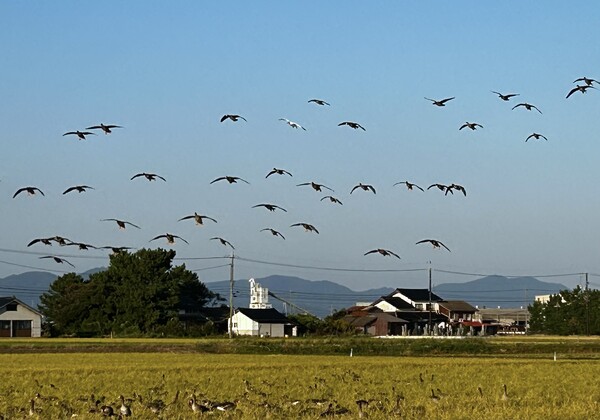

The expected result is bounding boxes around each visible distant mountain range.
[0,270,568,318]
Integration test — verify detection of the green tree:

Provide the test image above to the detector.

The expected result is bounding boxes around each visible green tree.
[40,248,220,337]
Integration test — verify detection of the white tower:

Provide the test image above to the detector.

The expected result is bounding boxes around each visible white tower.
[249,278,272,309]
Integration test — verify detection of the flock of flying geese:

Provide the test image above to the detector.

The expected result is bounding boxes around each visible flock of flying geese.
[13,77,597,269]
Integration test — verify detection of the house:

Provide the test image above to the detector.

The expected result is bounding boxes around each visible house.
[229,307,297,337]
[438,300,478,323]
[343,308,408,336]
[0,296,43,338]
[387,288,444,311]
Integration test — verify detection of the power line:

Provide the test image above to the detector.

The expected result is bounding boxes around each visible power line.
[0,259,70,273]
[189,263,230,272]
[235,256,428,273]
[434,269,583,278]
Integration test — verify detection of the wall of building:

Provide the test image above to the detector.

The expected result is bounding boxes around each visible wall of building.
[0,303,42,338]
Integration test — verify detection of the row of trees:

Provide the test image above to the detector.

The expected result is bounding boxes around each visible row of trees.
[39,249,222,337]
[528,286,600,335]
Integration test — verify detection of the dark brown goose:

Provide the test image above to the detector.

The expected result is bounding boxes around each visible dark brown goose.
[351,183,376,194]
[261,228,286,239]
[39,256,75,268]
[178,212,217,225]
[526,133,548,142]
[320,195,343,205]
[86,123,122,134]
[252,203,287,212]
[101,219,141,229]
[425,97,455,106]
[210,175,249,184]
[459,122,483,131]
[491,91,519,101]
[290,223,319,234]
[338,121,366,130]
[297,181,333,192]
[394,181,424,191]
[63,130,96,140]
[150,233,189,245]
[573,76,598,86]
[63,185,94,194]
[416,239,451,252]
[364,249,401,259]
[220,114,247,122]
[266,167,292,178]
[131,172,166,182]
[512,102,542,114]
[308,99,330,106]
[566,84,596,98]
[210,237,235,249]
[13,187,44,198]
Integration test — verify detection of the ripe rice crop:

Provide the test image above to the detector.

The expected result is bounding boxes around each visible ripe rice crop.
[1,351,599,418]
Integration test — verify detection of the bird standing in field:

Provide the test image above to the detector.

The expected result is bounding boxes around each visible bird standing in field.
[566,84,596,98]
[210,176,249,184]
[119,395,132,417]
[351,183,376,194]
[338,121,366,130]
[252,203,287,212]
[364,249,401,259]
[220,114,247,123]
[178,212,217,226]
[512,102,542,114]
[211,237,235,249]
[261,228,286,239]
[291,223,319,234]
[63,185,94,194]
[425,97,455,106]
[102,219,141,229]
[85,123,122,134]
[308,99,330,106]
[63,130,96,140]
[394,181,424,192]
[13,187,44,198]
[297,181,333,192]
[150,233,189,245]
[491,91,519,101]
[266,167,292,178]
[39,256,75,268]
[459,122,483,131]
[279,118,307,130]
[526,133,548,142]
[131,172,166,182]
[416,239,451,252]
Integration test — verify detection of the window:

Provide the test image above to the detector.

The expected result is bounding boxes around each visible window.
[15,320,31,330]
[0,321,10,330]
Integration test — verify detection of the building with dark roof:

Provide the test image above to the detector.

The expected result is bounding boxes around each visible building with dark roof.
[0,296,43,338]
[229,307,296,337]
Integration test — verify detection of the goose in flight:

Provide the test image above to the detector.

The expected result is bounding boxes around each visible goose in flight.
[526,133,548,142]
[351,183,376,194]
[266,167,292,178]
[279,118,306,130]
[27,237,57,247]
[491,91,519,101]
[102,246,133,254]
[290,223,319,234]
[252,203,287,212]
[220,114,247,122]
[459,122,483,131]
[447,183,466,196]
[50,236,71,246]
[101,219,141,229]
[63,130,96,140]
[512,102,542,114]
[210,237,235,249]
[566,84,596,99]
[425,97,455,107]
[573,77,598,86]
[178,212,217,225]
[297,181,333,192]
[210,175,249,184]
[394,181,424,191]
[39,256,75,268]
[428,183,452,194]
[66,242,97,250]
[260,228,285,239]
[364,248,401,259]
[416,239,451,252]
[320,195,343,205]
[85,123,122,134]
[151,233,189,245]
[308,99,330,106]
[338,121,366,130]
[63,185,94,194]
[13,187,44,198]
[131,172,166,182]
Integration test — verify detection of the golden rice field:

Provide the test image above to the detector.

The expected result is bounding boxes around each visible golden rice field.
[1,349,599,419]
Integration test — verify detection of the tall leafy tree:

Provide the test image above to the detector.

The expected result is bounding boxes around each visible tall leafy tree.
[40,248,220,336]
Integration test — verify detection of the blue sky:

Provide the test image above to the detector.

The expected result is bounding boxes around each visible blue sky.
[1,2,599,291]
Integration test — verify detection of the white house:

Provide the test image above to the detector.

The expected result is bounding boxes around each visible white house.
[0,296,43,338]
[229,307,296,337]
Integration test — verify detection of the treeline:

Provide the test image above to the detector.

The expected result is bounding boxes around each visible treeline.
[528,286,600,335]
[39,249,222,337]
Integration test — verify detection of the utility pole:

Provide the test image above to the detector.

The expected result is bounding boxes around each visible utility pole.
[585,272,590,336]
[428,262,432,335]
[228,253,235,339]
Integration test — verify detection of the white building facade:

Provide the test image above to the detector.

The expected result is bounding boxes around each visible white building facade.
[0,297,43,338]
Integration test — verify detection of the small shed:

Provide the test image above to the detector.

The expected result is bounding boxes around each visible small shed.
[0,296,43,338]
[229,307,297,337]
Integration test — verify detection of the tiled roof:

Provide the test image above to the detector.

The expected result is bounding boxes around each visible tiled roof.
[0,297,15,309]
[439,300,478,312]
[390,288,443,302]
